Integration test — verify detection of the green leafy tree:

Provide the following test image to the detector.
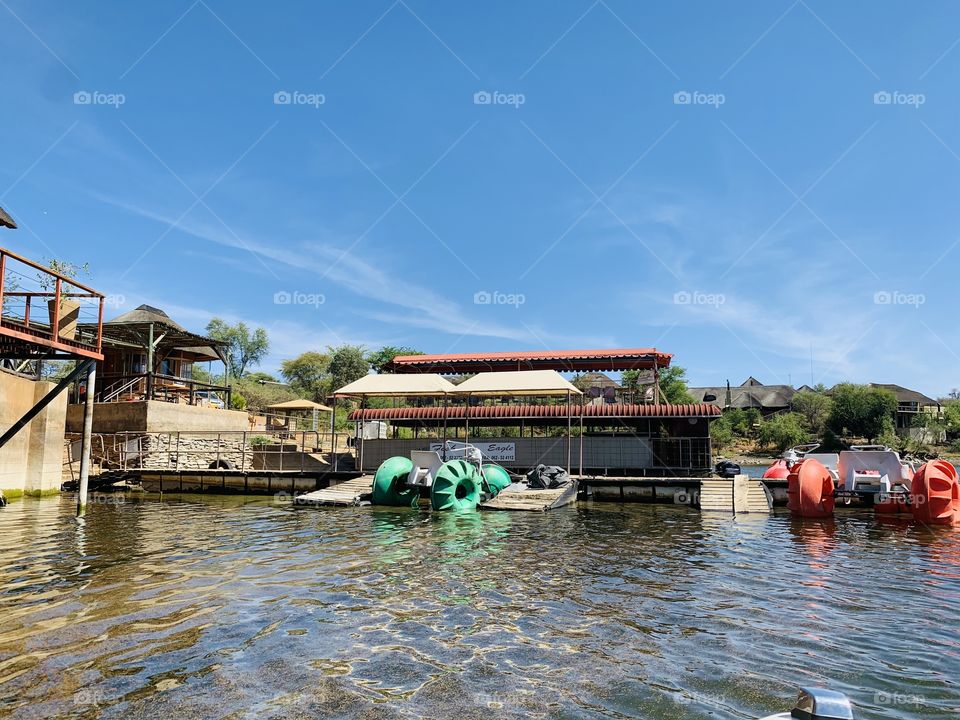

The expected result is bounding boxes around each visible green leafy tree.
[944,402,960,438]
[723,407,762,437]
[366,346,423,374]
[280,351,330,400]
[658,365,694,404]
[327,344,369,393]
[206,318,269,380]
[792,389,833,435]
[827,384,897,441]
[758,412,809,452]
[711,414,734,451]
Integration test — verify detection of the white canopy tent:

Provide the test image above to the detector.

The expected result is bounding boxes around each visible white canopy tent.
[333,373,457,397]
[453,370,582,397]
[332,374,457,473]
[452,369,583,473]
[335,370,585,475]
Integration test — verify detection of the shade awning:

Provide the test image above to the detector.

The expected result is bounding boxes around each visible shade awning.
[265,399,334,412]
[453,370,582,397]
[333,373,457,397]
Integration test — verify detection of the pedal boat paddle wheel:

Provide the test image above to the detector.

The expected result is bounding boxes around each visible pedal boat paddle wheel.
[765,444,959,525]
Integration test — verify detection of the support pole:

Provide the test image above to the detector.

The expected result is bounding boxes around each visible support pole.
[0,358,95,449]
[331,397,338,472]
[566,390,572,472]
[77,364,97,516]
[579,395,584,476]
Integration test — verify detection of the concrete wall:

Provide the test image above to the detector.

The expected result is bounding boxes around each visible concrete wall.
[0,371,68,496]
[356,436,656,473]
[66,401,249,433]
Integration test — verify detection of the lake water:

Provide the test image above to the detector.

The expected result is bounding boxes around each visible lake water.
[1,495,958,719]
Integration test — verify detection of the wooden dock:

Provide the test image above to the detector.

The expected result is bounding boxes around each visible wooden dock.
[479,481,578,512]
[578,474,772,514]
[294,476,374,507]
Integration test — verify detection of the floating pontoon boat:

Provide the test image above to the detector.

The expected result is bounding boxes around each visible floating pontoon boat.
[763,443,959,525]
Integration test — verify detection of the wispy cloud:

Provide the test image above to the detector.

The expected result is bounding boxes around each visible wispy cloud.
[96,193,564,344]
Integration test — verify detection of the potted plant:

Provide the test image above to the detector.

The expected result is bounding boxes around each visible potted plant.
[37,259,89,341]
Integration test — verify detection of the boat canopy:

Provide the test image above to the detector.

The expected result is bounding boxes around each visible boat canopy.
[265,398,333,412]
[333,373,457,397]
[453,370,582,397]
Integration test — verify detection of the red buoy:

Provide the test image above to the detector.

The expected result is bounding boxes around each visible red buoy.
[787,458,835,518]
[763,459,790,480]
[911,461,960,526]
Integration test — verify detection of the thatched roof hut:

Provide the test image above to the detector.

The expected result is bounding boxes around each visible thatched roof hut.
[0,206,17,229]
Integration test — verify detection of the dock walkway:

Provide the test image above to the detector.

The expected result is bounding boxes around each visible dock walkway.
[294,476,374,507]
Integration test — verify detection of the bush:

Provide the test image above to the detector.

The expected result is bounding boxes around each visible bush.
[758,412,809,453]
[230,392,247,411]
[827,384,897,441]
[249,435,270,446]
[711,415,734,450]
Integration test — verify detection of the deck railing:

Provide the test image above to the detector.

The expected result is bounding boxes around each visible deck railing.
[89,372,232,407]
[83,430,329,472]
[0,247,104,358]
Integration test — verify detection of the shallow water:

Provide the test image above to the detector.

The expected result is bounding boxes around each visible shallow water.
[1,495,958,719]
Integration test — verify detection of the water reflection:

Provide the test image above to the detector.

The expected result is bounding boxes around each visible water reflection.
[0,495,958,719]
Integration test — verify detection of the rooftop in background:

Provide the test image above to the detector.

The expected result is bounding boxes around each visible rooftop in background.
[386,348,673,374]
[0,206,16,229]
[86,304,228,363]
[687,377,795,413]
[869,383,939,407]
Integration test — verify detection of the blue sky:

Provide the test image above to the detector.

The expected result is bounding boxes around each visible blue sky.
[1,1,958,396]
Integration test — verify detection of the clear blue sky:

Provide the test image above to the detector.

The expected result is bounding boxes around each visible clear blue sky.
[1,1,958,396]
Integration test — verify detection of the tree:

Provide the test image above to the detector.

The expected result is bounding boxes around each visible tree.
[367,346,423,374]
[327,345,369,393]
[758,412,809,452]
[206,318,269,380]
[827,384,897,441]
[281,351,330,401]
[657,365,694,404]
[792,390,832,435]
[945,402,960,438]
[711,414,734,451]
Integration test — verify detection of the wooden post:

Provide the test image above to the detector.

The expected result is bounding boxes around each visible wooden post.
[566,390,572,471]
[653,359,660,404]
[579,395,584,476]
[76,364,96,516]
[146,322,155,400]
[331,396,338,472]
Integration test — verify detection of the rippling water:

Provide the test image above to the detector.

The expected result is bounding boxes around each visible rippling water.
[1,495,958,719]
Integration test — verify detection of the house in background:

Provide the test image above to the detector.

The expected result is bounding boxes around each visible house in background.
[869,383,943,438]
[688,377,795,416]
[66,305,248,433]
[576,372,623,405]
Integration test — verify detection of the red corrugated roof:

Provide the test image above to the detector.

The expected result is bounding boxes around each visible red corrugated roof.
[349,403,719,421]
[387,348,673,373]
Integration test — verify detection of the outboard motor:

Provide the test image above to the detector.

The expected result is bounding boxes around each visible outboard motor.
[760,687,853,720]
[715,460,741,479]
